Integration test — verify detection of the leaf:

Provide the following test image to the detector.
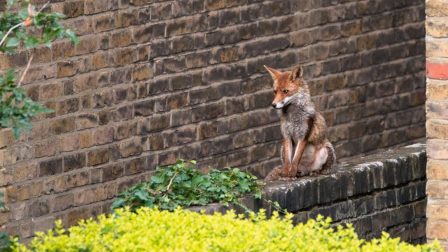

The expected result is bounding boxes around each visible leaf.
[110,198,125,210]
[5,37,19,48]
[150,175,164,184]
[65,29,79,44]
[134,190,149,201]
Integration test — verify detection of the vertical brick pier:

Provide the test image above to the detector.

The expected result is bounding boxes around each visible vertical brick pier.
[426,0,448,249]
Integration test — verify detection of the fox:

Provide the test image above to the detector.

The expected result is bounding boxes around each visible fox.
[264,65,336,181]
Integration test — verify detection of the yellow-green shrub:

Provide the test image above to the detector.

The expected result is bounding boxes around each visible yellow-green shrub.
[14,208,441,252]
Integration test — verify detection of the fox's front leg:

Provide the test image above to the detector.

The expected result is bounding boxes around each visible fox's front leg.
[290,139,307,176]
[279,138,295,176]
[265,138,293,181]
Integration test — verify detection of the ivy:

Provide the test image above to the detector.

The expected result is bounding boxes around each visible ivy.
[111,160,264,212]
[0,70,52,138]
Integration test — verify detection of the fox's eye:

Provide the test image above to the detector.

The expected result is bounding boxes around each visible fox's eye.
[282,89,289,94]
[273,90,277,94]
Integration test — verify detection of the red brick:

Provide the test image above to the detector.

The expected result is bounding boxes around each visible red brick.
[427,61,448,80]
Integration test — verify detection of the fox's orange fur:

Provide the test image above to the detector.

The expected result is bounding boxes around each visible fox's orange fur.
[264,65,336,181]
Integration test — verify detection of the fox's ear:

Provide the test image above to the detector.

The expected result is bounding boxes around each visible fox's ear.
[290,65,303,80]
[264,65,282,80]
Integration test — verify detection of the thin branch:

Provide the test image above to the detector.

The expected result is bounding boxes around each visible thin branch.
[38,1,50,13]
[166,172,178,193]
[17,54,33,87]
[0,22,23,47]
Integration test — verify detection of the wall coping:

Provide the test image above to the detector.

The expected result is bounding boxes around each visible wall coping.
[191,143,427,222]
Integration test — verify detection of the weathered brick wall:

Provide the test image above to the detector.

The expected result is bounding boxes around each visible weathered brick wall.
[426,0,448,250]
[193,144,428,243]
[0,0,425,239]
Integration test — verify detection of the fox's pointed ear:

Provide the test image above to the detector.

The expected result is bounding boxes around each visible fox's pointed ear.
[264,65,282,80]
[290,65,303,80]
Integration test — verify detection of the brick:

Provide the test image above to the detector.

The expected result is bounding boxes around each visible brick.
[12,162,38,182]
[60,134,80,152]
[63,0,84,18]
[133,64,153,81]
[40,83,63,100]
[87,0,117,14]
[134,24,165,43]
[63,153,86,172]
[428,200,448,221]
[51,117,76,135]
[52,194,74,212]
[427,180,448,199]
[92,52,115,70]
[39,158,63,177]
[428,159,448,180]
[427,220,448,240]
[427,61,448,80]
[118,138,143,158]
[102,164,124,182]
[124,157,147,175]
[94,127,114,145]
[427,101,448,120]
[29,200,50,218]
[114,48,138,66]
[33,138,57,158]
[87,149,110,166]
[427,79,448,101]
[427,0,448,17]
[427,119,448,139]
[94,13,116,32]
[427,17,448,37]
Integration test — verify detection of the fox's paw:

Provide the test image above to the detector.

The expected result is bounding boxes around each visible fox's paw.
[264,166,283,181]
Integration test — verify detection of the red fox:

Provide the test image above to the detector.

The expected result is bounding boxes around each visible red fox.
[264,65,336,181]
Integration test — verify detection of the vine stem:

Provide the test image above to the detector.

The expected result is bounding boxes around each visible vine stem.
[166,172,178,192]
[0,22,23,47]
[17,54,33,87]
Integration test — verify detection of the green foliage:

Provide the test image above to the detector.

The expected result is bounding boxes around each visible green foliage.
[0,0,78,138]
[0,0,78,53]
[12,208,442,252]
[0,232,16,252]
[111,160,263,211]
[0,70,52,138]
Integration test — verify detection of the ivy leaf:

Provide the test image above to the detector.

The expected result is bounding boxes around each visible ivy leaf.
[110,198,125,209]
[150,176,164,184]
[134,190,149,201]
[24,36,39,49]
[5,37,19,48]
[65,29,79,44]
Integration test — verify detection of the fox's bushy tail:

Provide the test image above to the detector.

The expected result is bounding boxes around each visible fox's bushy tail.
[322,141,336,173]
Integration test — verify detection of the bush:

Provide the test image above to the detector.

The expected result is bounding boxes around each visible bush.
[13,208,441,252]
[111,160,263,211]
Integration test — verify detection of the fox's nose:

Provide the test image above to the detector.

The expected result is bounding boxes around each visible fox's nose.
[271,103,276,108]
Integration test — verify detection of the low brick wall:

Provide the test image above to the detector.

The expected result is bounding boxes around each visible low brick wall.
[192,144,427,243]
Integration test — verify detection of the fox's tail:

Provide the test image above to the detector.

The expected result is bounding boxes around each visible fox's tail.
[322,141,336,173]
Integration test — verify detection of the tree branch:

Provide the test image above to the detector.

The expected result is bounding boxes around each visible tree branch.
[17,54,33,87]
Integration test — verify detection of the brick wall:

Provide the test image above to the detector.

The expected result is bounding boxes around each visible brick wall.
[0,0,425,239]
[193,144,428,243]
[426,0,448,249]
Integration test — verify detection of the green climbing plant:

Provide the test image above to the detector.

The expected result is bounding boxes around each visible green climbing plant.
[0,0,78,138]
[111,160,264,212]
